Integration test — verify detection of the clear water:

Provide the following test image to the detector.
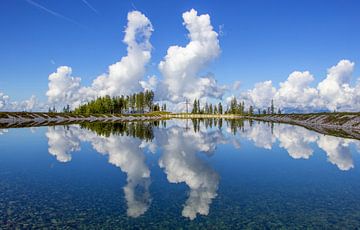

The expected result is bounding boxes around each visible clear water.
[1,119,360,229]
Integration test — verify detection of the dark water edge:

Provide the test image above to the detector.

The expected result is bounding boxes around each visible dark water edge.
[1,117,360,141]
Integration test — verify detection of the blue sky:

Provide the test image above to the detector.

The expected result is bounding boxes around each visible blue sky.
[1,0,360,102]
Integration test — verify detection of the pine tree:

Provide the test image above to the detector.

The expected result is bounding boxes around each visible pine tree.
[73,91,155,115]
[205,103,209,114]
[249,105,254,115]
[230,97,237,114]
[241,101,245,114]
[192,99,198,114]
[218,102,223,114]
[271,99,275,114]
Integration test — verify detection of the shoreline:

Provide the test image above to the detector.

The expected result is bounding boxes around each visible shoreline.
[0,112,167,128]
[249,113,360,140]
[249,113,360,130]
[1,112,360,139]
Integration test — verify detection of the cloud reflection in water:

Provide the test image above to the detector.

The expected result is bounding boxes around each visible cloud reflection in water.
[42,119,360,220]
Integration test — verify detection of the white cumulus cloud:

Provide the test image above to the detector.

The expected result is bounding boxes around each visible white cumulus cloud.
[275,71,319,110]
[237,59,360,112]
[317,59,357,111]
[11,95,39,111]
[46,10,153,109]
[46,66,83,108]
[0,92,9,109]
[0,92,43,112]
[242,80,276,109]
[158,9,224,103]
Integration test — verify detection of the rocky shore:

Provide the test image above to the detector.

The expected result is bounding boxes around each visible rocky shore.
[0,112,166,128]
[1,112,360,140]
[250,113,360,140]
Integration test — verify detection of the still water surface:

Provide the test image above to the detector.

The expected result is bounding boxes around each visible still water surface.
[1,119,360,228]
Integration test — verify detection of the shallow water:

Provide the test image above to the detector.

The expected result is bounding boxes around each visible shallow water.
[1,119,360,229]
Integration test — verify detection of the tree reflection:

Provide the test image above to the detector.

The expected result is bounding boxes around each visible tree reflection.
[80,121,161,141]
[46,124,153,218]
[41,119,360,221]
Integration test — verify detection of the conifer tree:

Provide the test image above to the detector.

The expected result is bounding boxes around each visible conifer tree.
[249,105,254,115]
[271,99,275,114]
[218,102,223,114]
[192,99,198,114]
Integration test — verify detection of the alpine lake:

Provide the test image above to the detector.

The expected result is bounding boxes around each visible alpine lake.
[1,118,360,229]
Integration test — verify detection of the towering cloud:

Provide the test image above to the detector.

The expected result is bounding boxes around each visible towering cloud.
[86,11,153,97]
[46,10,153,109]
[3,8,360,113]
[159,9,224,103]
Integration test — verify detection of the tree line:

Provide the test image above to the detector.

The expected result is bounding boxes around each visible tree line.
[225,98,281,115]
[50,91,282,116]
[191,98,280,115]
[191,99,223,114]
[73,90,166,115]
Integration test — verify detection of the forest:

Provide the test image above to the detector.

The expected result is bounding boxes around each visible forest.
[56,89,281,116]
[191,99,223,114]
[191,98,280,115]
[72,90,166,115]
[225,98,281,115]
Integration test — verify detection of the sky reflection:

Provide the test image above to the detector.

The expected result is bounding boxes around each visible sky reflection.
[11,119,359,219]
[239,121,359,171]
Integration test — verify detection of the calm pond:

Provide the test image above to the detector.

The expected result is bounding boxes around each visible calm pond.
[1,119,360,229]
